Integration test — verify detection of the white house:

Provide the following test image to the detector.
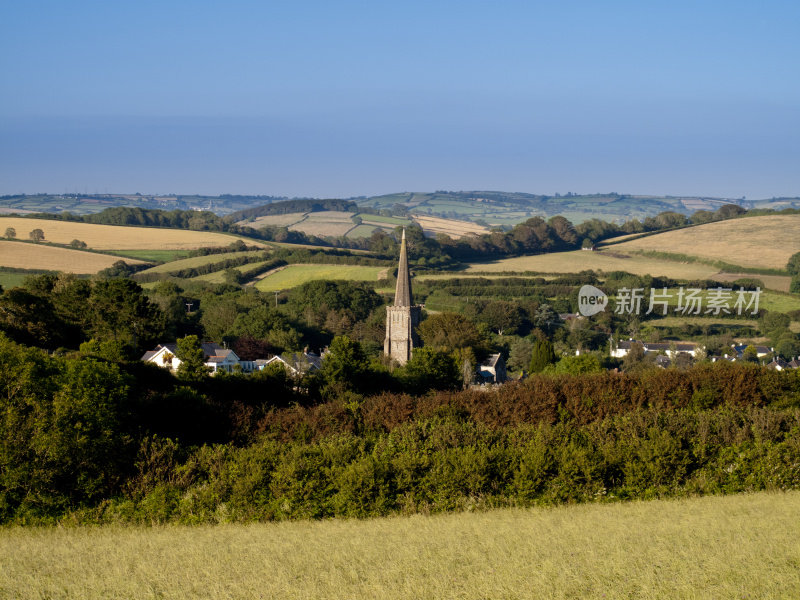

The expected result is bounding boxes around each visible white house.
[611,339,702,359]
[141,342,241,374]
[260,351,324,376]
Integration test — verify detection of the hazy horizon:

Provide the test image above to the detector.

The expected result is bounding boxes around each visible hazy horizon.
[2,2,799,199]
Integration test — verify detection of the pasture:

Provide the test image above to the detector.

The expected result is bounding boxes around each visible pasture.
[138,250,266,274]
[0,217,259,250]
[253,263,386,291]
[0,241,145,273]
[606,214,800,271]
[2,491,798,599]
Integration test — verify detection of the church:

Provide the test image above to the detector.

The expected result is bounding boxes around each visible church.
[384,229,421,364]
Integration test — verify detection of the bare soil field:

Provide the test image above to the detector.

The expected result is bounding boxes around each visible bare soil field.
[0,241,145,273]
[0,217,260,250]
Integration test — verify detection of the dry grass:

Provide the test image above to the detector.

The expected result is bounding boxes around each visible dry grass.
[0,217,259,250]
[608,215,800,270]
[0,241,145,273]
[2,491,799,599]
[286,212,358,237]
[466,250,721,280]
[236,212,308,228]
[712,272,792,293]
[412,215,489,238]
[254,263,385,291]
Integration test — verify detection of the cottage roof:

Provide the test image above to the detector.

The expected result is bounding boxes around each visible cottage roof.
[481,353,503,368]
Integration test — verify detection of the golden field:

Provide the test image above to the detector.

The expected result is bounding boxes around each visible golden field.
[466,249,722,280]
[0,217,260,251]
[1,491,798,599]
[606,215,800,270]
[237,212,307,228]
[0,241,145,273]
[412,215,489,238]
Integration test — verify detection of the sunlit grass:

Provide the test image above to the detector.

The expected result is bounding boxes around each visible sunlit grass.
[253,263,386,291]
[2,491,799,599]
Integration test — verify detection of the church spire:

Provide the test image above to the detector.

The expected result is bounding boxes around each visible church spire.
[394,228,413,307]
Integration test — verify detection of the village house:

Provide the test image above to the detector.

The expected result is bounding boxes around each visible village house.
[260,351,324,376]
[142,343,325,376]
[478,353,507,384]
[141,342,241,374]
[610,339,702,359]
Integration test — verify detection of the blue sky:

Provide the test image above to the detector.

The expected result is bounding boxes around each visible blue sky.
[1,1,799,198]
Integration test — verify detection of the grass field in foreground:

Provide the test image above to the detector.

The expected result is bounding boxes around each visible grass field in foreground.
[2,492,798,599]
[0,217,261,251]
[254,263,386,291]
[0,241,145,273]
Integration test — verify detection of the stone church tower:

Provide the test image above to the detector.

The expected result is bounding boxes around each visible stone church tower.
[384,229,421,365]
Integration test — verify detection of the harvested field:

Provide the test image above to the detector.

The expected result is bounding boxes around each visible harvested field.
[288,212,357,237]
[412,215,489,238]
[236,212,307,228]
[712,272,792,293]
[607,215,800,270]
[0,241,145,273]
[0,218,260,250]
[465,250,721,280]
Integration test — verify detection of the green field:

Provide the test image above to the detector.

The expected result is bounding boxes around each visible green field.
[253,264,387,291]
[346,224,382,238]
[0,271,33,289]
[105,249,192,262]
[138,250,266,274]
[638,287,800,315]
[2,491,798,599]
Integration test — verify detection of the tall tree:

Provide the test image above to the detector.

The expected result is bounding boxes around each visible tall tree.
[529,339,556,373]
[175,335,210,381]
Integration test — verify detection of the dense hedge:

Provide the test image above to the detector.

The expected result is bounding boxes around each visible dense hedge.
[83,405,800,523]
[3,338,800,525]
